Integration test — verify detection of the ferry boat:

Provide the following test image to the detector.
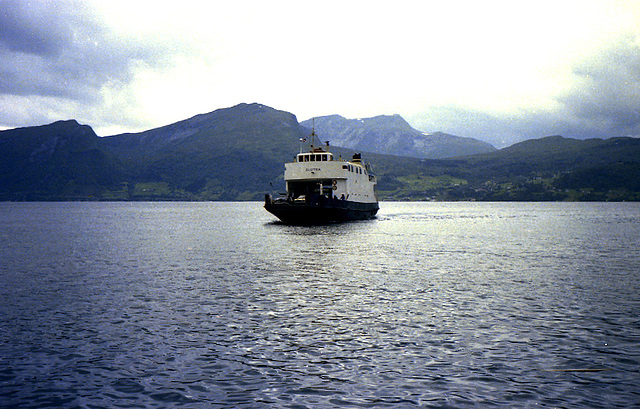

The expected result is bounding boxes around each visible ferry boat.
[265,133,379,224]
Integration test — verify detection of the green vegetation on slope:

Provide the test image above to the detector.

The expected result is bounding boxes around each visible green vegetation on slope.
[1,104,639,201]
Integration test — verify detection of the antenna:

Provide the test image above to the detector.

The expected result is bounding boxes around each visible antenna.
[300,118,315,153]
[309,117,318,149]
[311,117,317,145]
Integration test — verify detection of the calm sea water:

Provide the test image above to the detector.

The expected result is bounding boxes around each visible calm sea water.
[1,201,639,408]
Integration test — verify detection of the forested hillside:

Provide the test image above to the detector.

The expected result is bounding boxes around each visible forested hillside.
[1,103,639,201]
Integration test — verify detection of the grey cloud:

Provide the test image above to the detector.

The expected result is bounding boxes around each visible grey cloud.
[557,34,640,138]
[0,0,74,56]
[409,35,640,148]
[408,106,555,148]
[0,0,174,102]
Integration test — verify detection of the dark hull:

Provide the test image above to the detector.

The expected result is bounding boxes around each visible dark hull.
[265,194,378,225]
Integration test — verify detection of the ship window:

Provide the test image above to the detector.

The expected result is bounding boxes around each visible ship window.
[342,164,348,170]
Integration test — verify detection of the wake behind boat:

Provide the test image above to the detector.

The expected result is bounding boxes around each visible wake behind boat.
[265,132,379,224]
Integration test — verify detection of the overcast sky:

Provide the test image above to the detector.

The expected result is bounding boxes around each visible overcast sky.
[1,0,639,147]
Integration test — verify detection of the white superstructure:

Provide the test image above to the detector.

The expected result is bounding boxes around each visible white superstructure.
[284,148,377,204]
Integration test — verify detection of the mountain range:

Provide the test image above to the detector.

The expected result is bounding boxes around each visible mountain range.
[1,102,639,201]
[300,115,495,158]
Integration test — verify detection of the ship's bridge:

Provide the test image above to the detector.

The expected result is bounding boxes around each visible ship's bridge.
[296,151,334,163]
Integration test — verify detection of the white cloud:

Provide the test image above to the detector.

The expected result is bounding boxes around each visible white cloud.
[1,0,639,145]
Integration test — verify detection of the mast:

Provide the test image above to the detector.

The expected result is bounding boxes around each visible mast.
[300,118,317,153]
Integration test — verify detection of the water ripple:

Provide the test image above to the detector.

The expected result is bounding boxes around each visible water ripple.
[0,202,639,408]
